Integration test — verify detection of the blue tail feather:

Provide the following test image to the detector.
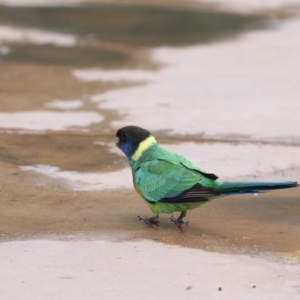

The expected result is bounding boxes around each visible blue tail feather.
[217,181,299,195]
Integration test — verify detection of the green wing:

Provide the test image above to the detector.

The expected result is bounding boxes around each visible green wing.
[134,159,220,203]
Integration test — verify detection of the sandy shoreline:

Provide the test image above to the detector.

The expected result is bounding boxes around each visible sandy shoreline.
[1,239,299,300]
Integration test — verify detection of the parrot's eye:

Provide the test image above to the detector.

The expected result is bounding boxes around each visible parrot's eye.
[121,132,128,139]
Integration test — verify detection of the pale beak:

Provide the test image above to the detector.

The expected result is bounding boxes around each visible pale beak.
[114,136,120,148]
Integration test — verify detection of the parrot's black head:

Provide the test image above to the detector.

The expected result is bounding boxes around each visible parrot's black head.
[115,126,156,159]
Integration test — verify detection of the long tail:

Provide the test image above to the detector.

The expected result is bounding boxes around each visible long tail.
[217,181,299,195]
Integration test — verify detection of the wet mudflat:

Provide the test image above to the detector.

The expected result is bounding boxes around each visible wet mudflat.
[0,133,299,256]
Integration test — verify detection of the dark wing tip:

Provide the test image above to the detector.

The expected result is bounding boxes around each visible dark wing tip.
[159,183,220,204]
[200,172,218,180]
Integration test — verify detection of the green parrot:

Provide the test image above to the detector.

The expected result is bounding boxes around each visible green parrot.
[115,125,298,227]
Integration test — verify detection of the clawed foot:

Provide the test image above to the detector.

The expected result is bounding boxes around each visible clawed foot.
[169,215,189,226]
[137,216,160,227]
[169,211,189,230]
